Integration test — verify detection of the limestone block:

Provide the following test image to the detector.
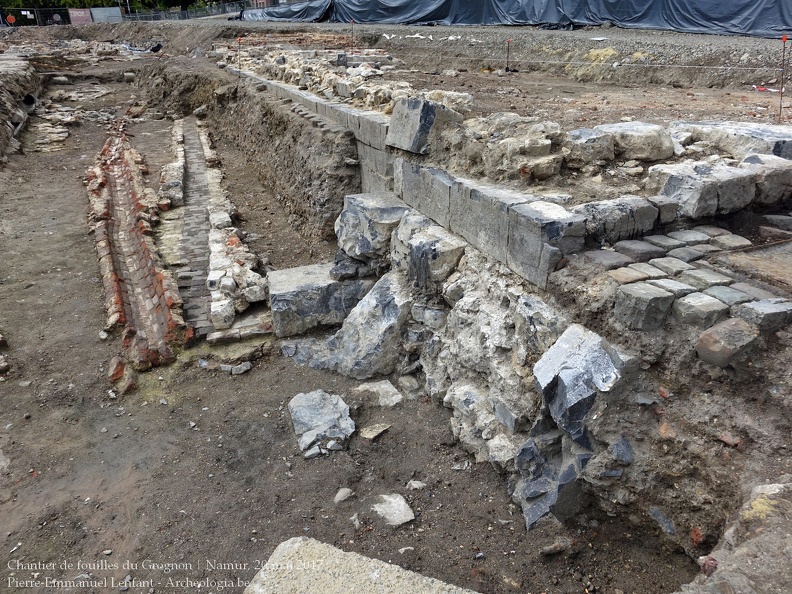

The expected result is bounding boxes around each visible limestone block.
[448,178,534,263]
[672,293,729,328]
[585,250,635,270]
[534,324,624,398]
[763,214,792,231]
[243,537,478,594]
[326,271,414,379]
[703,285,753,306]
[732,299,792,332]
[288,390,355,451]
[643,235,685,250]
[647,278,698,297]
[268,263,374,338]
[710,234,752,250]
[572,195,658,244]
[646,195,679,224]
[334,193,410,265]
[391,211,433,272]
[357,110,390,150]
[593,122,674,161]
[666,246,705,262]
[407,226,467,292]
[695,318,759,368]
[399,163,454,227]
[352,380,403,407]
[645,161,756,218]
[563,128,615,168]
[614,282,674,330]
[628,263,666,279]
[739,153,792,206]
[667,230,711,245]
[210,298,235,330]
[507,201,585,289]
[384,97,436,154]
[613,240,666,262]
[677,269,733,290]
[608,267,648,284]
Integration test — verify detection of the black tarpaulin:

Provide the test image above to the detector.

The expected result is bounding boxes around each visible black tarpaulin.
[242,0,792,38]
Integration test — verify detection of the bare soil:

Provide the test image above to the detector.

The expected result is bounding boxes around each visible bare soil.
[5,20,786,594]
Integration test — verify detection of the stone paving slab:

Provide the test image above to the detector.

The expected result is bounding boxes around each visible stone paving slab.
[672,292,730,328]
[677,269,734,290]
[666,246,705,262]
[585,249,635,270]
[613,240,666,262]
[649,257,696,276]
[647,278,698,297]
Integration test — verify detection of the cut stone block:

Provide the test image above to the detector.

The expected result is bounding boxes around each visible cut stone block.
[643,235,685,250]
[732,299,792,331]
[507,201,585,289]
[695,318,760,368]
[572,195,658,244]
[593,122,674,161]
[613,240,666,262]
[646,195,679,224]
[585,249,635,270]
[666,230,711,245]
[335,193,410,265]
[677,269,733,290]
[703,285,754,306]
[693,243,722,255]
[407,225,467,292]
[243,537,478,594]
[763,214,792,231]
[210,299,235,330]
[628,263,667,279]
[666,247,705,262]
[268,263,374,338]
[645,161,756,218]
[672,293,729,328]
[649,257,696,275]
[608,267,649,284]
[385,97,460,154]
[710,234,752,250]
[693,225,732,237]
[563,128,615,168]
[647,278,698,297]
[400,164,455,228]
[738,153,792,205]
[730,282,778,300]
[448,178,533,263]
[614,282,675,330]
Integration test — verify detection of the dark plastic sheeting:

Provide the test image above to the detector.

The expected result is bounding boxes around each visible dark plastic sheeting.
[242,0,792,38]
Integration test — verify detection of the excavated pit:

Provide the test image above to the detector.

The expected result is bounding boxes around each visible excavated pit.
[1,20,791,594]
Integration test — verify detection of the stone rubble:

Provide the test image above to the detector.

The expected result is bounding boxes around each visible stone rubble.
[287,390,355,453]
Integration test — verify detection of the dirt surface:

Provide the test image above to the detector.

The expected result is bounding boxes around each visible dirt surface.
[5,19,790,594]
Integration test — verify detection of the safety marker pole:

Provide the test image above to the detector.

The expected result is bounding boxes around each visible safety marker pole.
[237,36,242,84]
[506,38,511,72]
[781,35,787,121]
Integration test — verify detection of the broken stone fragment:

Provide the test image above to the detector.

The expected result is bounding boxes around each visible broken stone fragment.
[573,195,658,244]
[287,390,355,451]
[334,192,410,266]
[563,128,615,168]
[371,493,415,526]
